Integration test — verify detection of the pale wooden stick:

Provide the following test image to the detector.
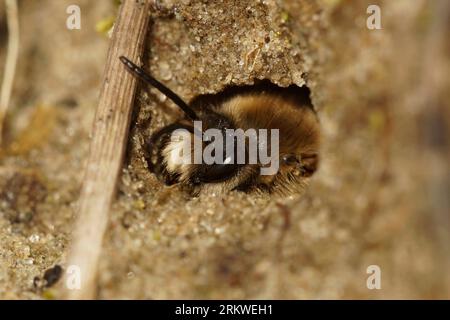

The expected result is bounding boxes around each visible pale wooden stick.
[0,0,19,146]
[64,0,151,299]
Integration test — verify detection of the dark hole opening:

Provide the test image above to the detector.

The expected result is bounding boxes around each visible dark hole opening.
[189,80,314,113]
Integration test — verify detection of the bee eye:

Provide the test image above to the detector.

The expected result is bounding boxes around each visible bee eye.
[193,163,240,184]
[195,134,240,183]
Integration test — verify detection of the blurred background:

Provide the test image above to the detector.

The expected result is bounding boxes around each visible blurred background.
[0,0,448,299]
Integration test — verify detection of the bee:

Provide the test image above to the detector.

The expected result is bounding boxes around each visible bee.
[120,56,320,195]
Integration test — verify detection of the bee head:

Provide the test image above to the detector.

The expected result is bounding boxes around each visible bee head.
[120,57,241,186]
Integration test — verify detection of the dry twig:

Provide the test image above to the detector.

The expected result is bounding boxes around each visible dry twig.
[64,0,151,299]
[0,0,19,146]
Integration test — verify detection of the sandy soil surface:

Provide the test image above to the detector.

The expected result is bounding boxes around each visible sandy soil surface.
[0,0,449,299]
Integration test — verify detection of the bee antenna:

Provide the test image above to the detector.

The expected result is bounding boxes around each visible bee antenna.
[119,56,199,121]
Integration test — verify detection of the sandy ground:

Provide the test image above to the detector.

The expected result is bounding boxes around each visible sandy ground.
[0,0,449,299]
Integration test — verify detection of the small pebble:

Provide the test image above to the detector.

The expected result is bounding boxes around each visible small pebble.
[43,265,63,288]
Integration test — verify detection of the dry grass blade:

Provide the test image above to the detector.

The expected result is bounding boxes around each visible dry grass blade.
[63,0,151,299]
[0,0,19,147]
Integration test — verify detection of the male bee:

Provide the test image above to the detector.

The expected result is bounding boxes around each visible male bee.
[120,56,320,195]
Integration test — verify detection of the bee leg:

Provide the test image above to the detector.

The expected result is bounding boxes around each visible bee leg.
[229,165,261,193]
